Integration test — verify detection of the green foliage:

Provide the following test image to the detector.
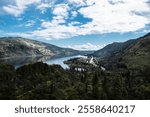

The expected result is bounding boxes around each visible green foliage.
[0,64,16,99]
[0,62,149,100]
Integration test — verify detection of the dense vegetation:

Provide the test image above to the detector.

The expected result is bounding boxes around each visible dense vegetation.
[0,33,150,100]
[0,62,149,100]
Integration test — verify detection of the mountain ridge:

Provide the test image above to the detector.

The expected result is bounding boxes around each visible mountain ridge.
[92,33,150,58]
[0,37,83,58]
[91,32,150,69]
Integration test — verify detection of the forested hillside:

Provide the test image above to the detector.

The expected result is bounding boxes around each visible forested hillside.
[0,33,150,100]
[0,62,149,100]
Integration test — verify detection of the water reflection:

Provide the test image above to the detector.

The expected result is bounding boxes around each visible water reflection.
[0,55,84,69]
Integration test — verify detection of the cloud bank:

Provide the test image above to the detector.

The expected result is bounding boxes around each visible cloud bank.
[1,0,150,39]
[66,43,106,50]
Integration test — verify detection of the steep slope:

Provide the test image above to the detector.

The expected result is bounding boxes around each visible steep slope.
[92,33,150,69]
[92,33,150,59]
[121,33,150,68]
[0,37,80,58]
[92,38,138,59]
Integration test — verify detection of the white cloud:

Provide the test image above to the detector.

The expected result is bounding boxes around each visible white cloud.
[71,11,78,18]
[53,4,69,17]
[68,21,82,26]
[32,24,78,39]
[52,4,70,23]
[37,3,51,14]
[79,0,150,34]
[39,3,70,29]
[25,20,36,27]
[6,32,33,38]
[18,20,35,28]
[3,0,150,40]
[29,0,150,39]
[68,0,86,7]
[31,3,73,39]
[3,0,41,17]
[66,43,106,50]
[3,5,24,17]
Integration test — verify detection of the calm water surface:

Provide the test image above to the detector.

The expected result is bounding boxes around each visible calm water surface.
[0,55,85,69]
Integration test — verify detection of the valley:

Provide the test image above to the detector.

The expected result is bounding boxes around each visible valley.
[0,33,150,100]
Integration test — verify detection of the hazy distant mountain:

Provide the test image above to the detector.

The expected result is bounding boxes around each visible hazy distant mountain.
[0,37,82,58]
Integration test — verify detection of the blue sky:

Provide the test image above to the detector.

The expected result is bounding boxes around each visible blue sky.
[0,0,150,50]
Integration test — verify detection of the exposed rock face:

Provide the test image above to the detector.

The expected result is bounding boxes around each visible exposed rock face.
[0,37,81,58]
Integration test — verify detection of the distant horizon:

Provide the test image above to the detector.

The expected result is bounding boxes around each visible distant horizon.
[0,0,150,50]
[0,32,149,51]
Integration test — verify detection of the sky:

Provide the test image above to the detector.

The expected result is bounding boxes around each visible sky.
[0,0,150,50]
